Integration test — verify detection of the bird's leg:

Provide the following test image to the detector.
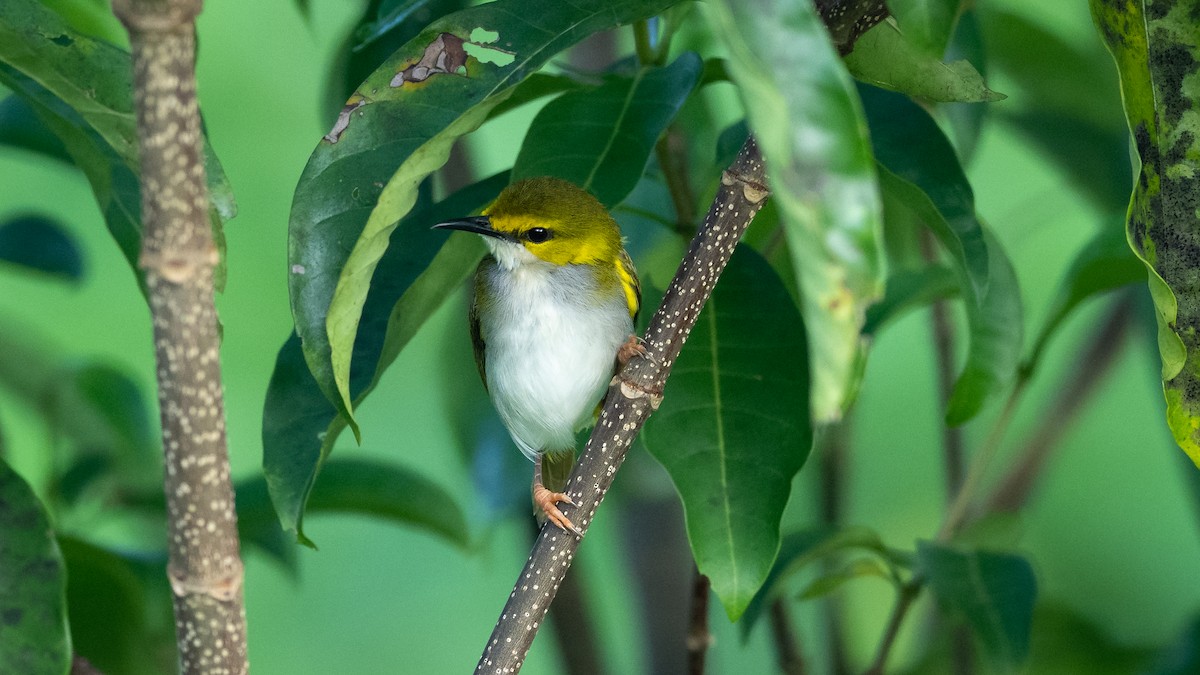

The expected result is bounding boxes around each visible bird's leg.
[533,459,580,535]
[617,334,652,366]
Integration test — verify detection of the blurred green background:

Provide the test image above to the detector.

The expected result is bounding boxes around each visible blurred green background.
[2,0,1198,672]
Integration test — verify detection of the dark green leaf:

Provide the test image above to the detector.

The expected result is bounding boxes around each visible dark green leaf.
[863,265,959,335]
[512,52,702,207]
[1025,227,1144,374]
[288,0,681,429]
[60,537,173,675]
[863,84,1022,425]
[0,459,70,675]
[941,8,991,163]
[0,94,68,161]
[1090,0,1200,465]
[918,541,1036,666]
[643,246,811,620]
[266,176,500,544]
[486,72,592,120]
[0,213,84,281]
[710,0,885,422]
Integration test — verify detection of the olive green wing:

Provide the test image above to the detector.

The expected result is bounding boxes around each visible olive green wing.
[616,248,642,323]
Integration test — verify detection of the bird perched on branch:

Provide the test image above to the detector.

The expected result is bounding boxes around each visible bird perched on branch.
[434,177,644,533]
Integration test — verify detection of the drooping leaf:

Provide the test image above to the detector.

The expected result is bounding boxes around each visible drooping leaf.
[740,525,908,636]
[798,557,893,599]
[266,176,499,544]
[863,265,959,335]
[0,0,235,290]
[0,459,70,675]
[0,94,68,161]
[59,537,173,675]
[0,213,84,281]
[917,541,1036,666]
[288,0,681,432]
[845,20,1004,103]
[1090,0,1200,465]
[710,0,886,422]
[511,51,702,207]
[863,84,1023,425]
[1025,226,1144,375]
[643,246,810,620]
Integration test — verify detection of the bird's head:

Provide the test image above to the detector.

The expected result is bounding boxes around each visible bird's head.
[433,177,622,269]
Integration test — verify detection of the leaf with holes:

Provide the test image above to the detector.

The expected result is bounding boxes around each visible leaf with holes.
[643,246,810,620]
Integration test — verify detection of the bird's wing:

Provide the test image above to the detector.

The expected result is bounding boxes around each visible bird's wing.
[469,256,493,390]
[616,248,642,323]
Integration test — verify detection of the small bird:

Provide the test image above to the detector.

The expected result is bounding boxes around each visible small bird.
[433,177,644,533]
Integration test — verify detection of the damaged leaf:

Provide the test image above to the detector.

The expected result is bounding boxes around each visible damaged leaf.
[289,0,679,438]
[1090,0,1200,466]
[815,0,890,55]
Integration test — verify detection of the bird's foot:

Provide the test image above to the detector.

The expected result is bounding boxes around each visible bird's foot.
[533,484,581,535]
[617,334,653,366]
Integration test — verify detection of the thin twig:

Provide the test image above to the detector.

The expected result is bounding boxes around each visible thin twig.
[863,580,921,675]
[687,569,712,675]
[112,1,247,672]
[768,599,806,675]
[474,138,768,674]
[921,231,966,497]
[986,293,1133,513]
[816,421,852,675]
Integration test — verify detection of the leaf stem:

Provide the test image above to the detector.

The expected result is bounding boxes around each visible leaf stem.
[769,599,807,675]
[687,568,712,675]
[922,231,966,497]
[862,579,921,675]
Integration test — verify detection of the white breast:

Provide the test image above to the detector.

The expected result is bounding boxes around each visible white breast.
[479,255,632,461]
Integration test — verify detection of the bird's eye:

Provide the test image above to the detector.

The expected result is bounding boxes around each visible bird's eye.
[525,227,552,243]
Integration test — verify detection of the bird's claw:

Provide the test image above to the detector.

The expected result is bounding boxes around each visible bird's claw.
[617,334,655,366]
[534,485,582,535]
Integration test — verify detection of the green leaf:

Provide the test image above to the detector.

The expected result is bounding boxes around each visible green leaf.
[0,0,235,291]
[710,0,886,422]
[798,557,892,599]
[266,176,500,544]
[846,20,1004,103]
[917,541,1036,666]
[643,246,811,620]
[1090,0,1200,466]
[486,72,592,120]
[863,265,959,335]
[942,8,991,163]
[0,459,70,675]
[288,0,681,432]
[887,0,962,57]
[1025,227,1144,375]
[0,213,84,281]
[863,84,1022,425]
[511,52,702,207]
[814,0,890,55]
[59,537,172,675]
[0,94,68,161]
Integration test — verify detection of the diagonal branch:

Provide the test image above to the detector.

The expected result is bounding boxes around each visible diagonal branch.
[475,138,768,674]
[112,1,248,673]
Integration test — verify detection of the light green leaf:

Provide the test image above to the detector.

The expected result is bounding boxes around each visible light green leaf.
[0,459,70,675]
[643,246,811,621]
[888,0,963,58]
[918,541,1036,666]
[1090,0,1200,466]
[798,557,893,599]
[846,20,1004,103]
[512,51,702,207]
[709,0,886,422]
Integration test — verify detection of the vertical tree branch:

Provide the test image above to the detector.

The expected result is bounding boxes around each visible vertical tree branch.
[475,138,767,674]
[112,1,247,673]
[921,232,965,497]
[768,600,806,675]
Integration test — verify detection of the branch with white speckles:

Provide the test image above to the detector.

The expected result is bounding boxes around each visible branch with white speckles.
[113,1,248,673]
[475,138,768,674]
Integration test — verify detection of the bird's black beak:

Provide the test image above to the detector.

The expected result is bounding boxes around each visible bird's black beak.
[432,216,514,241]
